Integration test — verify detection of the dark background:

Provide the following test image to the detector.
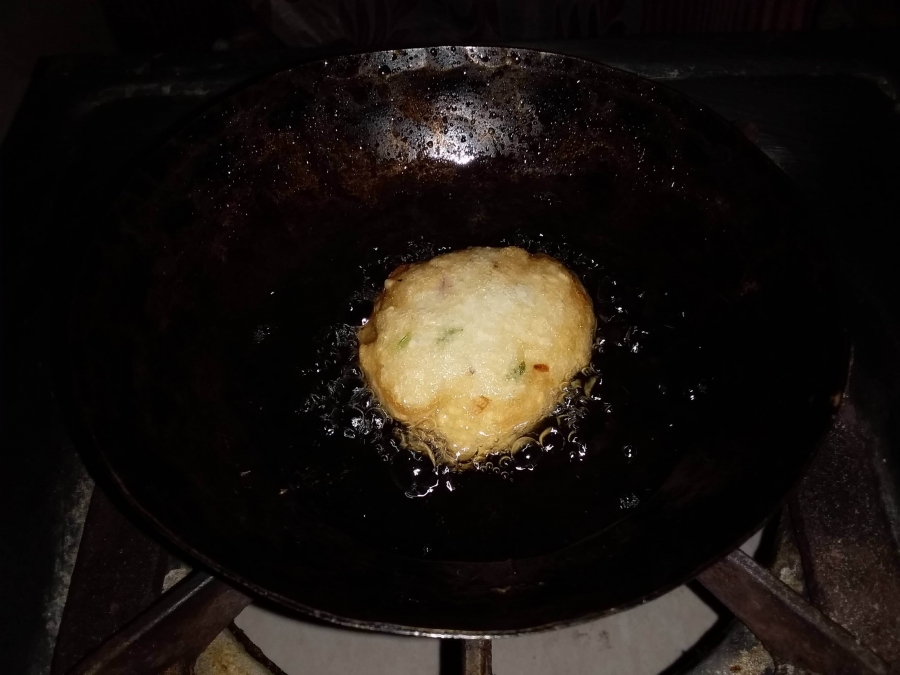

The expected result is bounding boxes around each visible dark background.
[4,0,900,141]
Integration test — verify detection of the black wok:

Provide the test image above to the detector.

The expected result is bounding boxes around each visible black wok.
[66,47,847,636]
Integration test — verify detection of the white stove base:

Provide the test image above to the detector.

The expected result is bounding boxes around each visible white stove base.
[233,532,761,675]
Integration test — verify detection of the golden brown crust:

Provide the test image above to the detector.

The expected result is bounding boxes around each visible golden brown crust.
[358,246,595,464]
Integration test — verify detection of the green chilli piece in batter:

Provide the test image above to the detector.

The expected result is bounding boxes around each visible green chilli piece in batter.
[508,361,527,379]
[397,332,411,349]
[436,327,464,344]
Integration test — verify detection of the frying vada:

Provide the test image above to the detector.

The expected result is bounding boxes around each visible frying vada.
[358,246,595,465]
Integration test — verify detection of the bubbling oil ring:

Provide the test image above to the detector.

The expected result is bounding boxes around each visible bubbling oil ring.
[299,232,703,499]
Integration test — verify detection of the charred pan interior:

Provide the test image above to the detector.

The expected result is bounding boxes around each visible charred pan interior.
[68,47,847,633]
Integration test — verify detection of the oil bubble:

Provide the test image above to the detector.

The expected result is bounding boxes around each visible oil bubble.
[387,447,428,492]
[513,442,541,471]
[619,494,640,509]
[538,426,564,453]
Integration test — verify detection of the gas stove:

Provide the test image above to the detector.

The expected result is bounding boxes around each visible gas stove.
[2,33,899,675]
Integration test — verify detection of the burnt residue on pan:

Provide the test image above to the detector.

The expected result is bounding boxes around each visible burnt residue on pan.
[68,47,847,634]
